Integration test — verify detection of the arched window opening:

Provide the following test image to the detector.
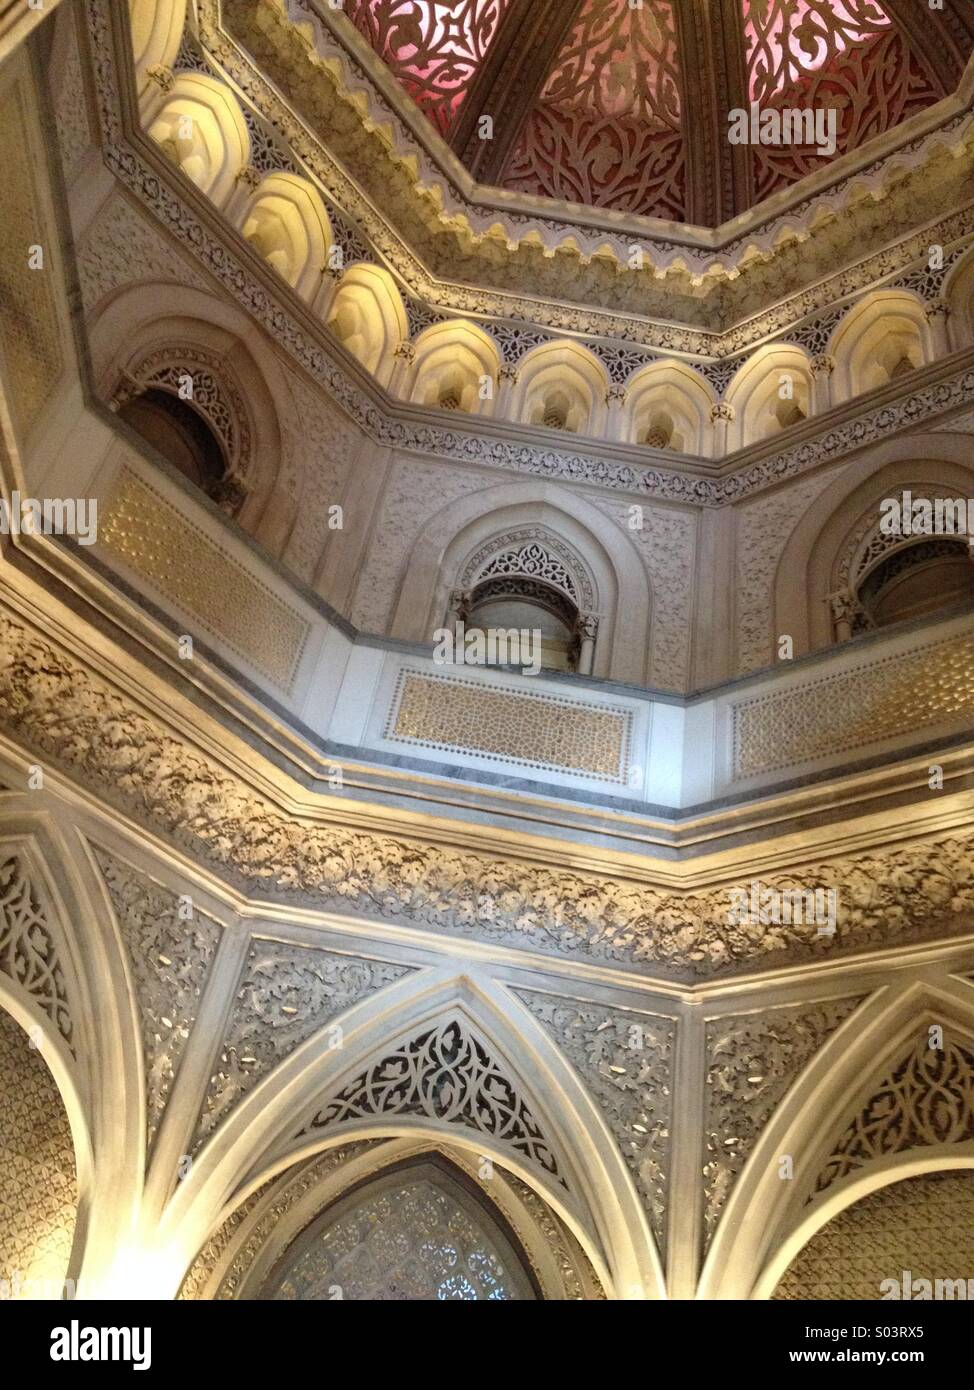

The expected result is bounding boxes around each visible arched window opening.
[117,387,229,501]
[262,1159,538,1301]
[466,575,580,672]
[642,410,679,450]
[862,331,921,392]
[856,538,974,629]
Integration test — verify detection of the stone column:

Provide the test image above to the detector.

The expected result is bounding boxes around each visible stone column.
[575,613,599,676]
[828,589,857,643]
[710,401,733,457]
[810,353,835,414]
[388,340,416,397]
[925,299,952,359]
[604,385,629,443]
[495,364,520,422]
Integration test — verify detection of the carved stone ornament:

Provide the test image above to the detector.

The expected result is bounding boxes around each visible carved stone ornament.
[0,852,73,1054]
[195,941,413,1148]
[813,1033,974,1196]
[94,847,222,1150]
[1,604,974,979]
[516,990,673,1248]
[298,1015,567,1189]
[704,996,864,1239]
[78,0,974,507]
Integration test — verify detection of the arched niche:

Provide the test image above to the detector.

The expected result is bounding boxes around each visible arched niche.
[128,0,187,92]
[155,974,663,1299]
[624,360,715,456]
[724,345,813,450]
[770,436,974,656]
[87,284,293,547]
[386,484,650,684]
[263,1155,540,1300]
[237,173,333,305]
[407,321,500,416]
[325,263,408,386]
[829,290,931,403]
[944,243,974,351]
[145,73,250,208]
[178,1137,605,1301]
[700,982,974,1300]
[510,341,608,438]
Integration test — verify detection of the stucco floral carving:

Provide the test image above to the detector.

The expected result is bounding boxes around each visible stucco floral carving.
[95,848,222,1150]
[1,606,973,980]
[704,996,864,1239]
[0,853,73,1053]
[517,990,673,1248]
[195,940,412,1146]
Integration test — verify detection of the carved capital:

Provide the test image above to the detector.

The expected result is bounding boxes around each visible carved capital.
[394,341,416,363]
[145,65,175,94]
[810,353,835,376]
[605,386,628,408]
[710,402,734,423]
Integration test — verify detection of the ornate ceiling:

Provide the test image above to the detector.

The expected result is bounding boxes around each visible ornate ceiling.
[336,0,974,224]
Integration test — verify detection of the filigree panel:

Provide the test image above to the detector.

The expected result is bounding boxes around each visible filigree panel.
[0,80,64,438]
[386,670,633,783]
[299,1016,566,1187]
[517,990,673,1249]
[742,0,941,199]
[814,1035,974,1194]
[345,0,511,136]
[503,0,686,219]
[0,855,72,1054]
[178,1142,377,1299]
[774,1171,974,1299]
[732,631,974,778]
[271,1171,534,1300]
[98,468,311,690]
[94,848,222,1151]
[704,996,863,1239]
[0,1007,77,1294]
[195,942,412,1147]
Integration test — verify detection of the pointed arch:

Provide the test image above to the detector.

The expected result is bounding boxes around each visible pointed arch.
[944,242,974,351]
[128,0,187,92]
[407,320,500,416]
[386,480,650,683]
[829,289,932,403]
[724,344,814,449]
[700,979,974,1299]
[624,359,716,455]
[510,341,609,437]
[156,970,663,1299]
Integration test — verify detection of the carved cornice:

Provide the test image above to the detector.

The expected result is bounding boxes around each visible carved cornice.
[2,601,973,983]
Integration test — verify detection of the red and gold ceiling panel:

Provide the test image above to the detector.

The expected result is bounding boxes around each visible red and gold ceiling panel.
[742,0,942,200]
[499,0,686,220]
[344,0,512,136]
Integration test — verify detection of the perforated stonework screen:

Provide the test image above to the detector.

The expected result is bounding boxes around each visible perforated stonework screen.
[99,469,310,690]
[387,670,633,782]
[773,1171,974,1300]
[0,1007,77,1295]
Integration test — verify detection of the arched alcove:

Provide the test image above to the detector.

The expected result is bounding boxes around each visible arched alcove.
[724,345,813,450]
[625,360,715,455]
[511,342,608,438]
[237,173,333,304]
[325,263,409,385]
[407,321,500,416]
[829,290,931,403]
[145,73,250,208]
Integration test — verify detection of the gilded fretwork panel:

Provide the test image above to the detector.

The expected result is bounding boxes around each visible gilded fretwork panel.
[98,468,310,690]
[733,634,974,779]
[387,670,633,783]
[774,1171,974,1300]
[0,80,63,438]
